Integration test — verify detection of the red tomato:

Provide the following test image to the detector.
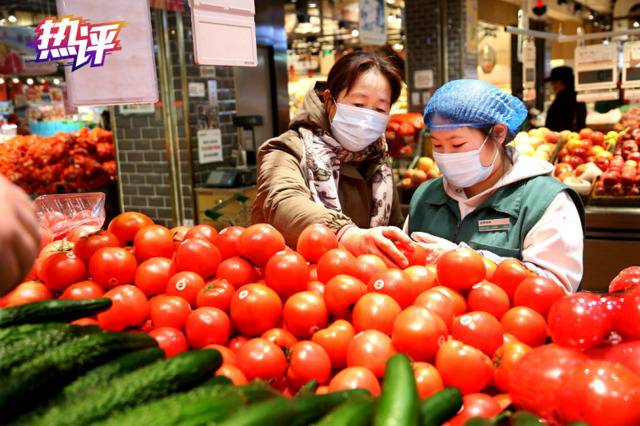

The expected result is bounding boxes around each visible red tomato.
[328,366,381,396]
[185,307,231,348]
[346,330,396,378]
[185,224,219,244]
[71,317,99,326]
[368,269,414,308]
[548,293,611,349]
[66,225,101,243]
[431,286,467,316]
[133,225,174,261]
[435,339,493,394]
[216,257,257,288]
[312,320,355,369]
[265,250,309,298]
[392,306,447,362]
[134,257,176,297]
[467,281,510,320]
[228,336,249,353]
[501,307,547,347]
[213,226,244,259]
[324,274,367,319]
[557,360,640,426]
[237,224,286,267]
[5,281,52,306]
[262,328,298,350]
[108,212,154,245]
[508,344,588,420]
[235,338,287,381]
[296,224,339,263]
[166,271,206,308]
[288,341,332,385]
[354,254,387,284]
[490,259,534,301]
[449,393,502,426]
[436,248,486,291]
[614,286,640,340]
[149,327,189,357]
[97,285,150,331]
[307,280,325,295]
[402,243,434,266]
[413,362,444,400]
[206,344,237,365]
[352,293,401,335]
[494,394,512,411]
[492,341,531,392]
[609,266,640,293]
[150,295,191,330]
[603,341,640,376]
[317,248,358,283]
[405,266,436,300]
[230,284,282,336]
[514,276,566,318]
[283,291,329,339]
[216,364,248,385]
[73,230,120,263]
[60,280,104,300]
[451,311,504,357]
[89,247,137,289]
[38,251,86,291]
[170,226,189,250]
[175,238,221,279]
[414,290,455,328]
[196,279,234,312]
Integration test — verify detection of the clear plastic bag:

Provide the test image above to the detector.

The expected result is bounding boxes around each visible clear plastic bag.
[34,192,106,240]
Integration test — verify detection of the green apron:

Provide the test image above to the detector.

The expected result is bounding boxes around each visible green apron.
[408,176,585,260]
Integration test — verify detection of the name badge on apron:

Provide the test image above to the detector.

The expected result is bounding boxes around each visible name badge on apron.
[478,218,511,232]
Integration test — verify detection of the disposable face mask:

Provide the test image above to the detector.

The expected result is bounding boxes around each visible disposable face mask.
[330,102,389,152]
[433,129,498,188]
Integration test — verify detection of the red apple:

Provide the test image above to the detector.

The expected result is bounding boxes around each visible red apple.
[594,158,610,172]
[594,181,607,195]
[545,132,560,144]
[628,152,640,163]
[591,131,605,146]
[579,128,594,140]
[571,147,588,158]
[554,163,573,178]
[602,171,621,188]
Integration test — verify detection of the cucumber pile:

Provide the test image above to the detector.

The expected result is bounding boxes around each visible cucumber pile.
[0,299,471,425]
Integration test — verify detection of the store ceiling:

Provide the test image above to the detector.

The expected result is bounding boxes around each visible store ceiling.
[501,0,612,21]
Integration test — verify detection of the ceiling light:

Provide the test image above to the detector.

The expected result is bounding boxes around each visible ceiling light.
[0,78,4,84]
[7,14,16,23]
[26,78,34,85]
[11,78,19,84]
[634,21,639,28]
[308,1,317,7]
[53,78,61,85]
[351,29,359,37]
[393,43,403,50]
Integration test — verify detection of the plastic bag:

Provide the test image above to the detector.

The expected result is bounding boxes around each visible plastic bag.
[34,192,106,240]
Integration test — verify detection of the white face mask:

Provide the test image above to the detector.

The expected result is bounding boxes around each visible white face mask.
[330,102,389,152]
[433,129,498,188]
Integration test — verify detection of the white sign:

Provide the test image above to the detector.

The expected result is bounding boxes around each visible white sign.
[359,0,386,46]
[414,70,434,89]
[198,128,223,164]
[118,104,155,115]
[189,82,206,98]
[574,44,618,92]
[207,80,218,106]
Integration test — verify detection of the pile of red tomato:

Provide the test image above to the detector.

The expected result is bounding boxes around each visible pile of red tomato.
[2,211,640,426]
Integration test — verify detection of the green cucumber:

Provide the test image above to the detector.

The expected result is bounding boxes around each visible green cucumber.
[511,411,545,426]
[218,397,295,426]
[313,398,375,426]
[420,387,463,426]
[0,322,70,346]
[464,418,494,426]
[0,324,102,375]
[296,379,320,397]
[374,353,419,426]
[0,331,155,422]
[0,298,111,327]
[32,349,222,426]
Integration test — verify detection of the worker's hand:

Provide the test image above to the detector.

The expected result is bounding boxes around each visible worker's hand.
[411,232,457,258]
[0,176,40,295]
[339,226,412,268]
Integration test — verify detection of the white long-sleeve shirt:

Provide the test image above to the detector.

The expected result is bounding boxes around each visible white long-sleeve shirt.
[404,153,584,293]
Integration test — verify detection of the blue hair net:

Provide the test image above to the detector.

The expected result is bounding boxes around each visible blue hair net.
[424,79,528,135]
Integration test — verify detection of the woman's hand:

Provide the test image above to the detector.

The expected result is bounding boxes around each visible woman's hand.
[339,226,412,268]
[410,232,458,260]
[0,177,40,295]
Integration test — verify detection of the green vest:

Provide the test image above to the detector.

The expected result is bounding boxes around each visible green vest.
[408,176,585,260]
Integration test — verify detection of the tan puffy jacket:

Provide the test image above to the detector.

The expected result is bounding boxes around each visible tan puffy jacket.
[252,88,404,246]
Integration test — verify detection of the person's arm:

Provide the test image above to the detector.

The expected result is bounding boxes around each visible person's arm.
[478,192,583,293]
[255,137,353,247]
[0,176,40,295]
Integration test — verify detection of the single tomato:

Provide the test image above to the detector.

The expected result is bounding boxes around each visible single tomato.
[235,338,287,381]
[166,271,206,308]
[38,251,86,291]
[311,320,355,369]
[317,248,358,283]
[185,224,219,244]
[392,306,448,362]
[149,327,189,357]
[185,307,231,348]
[346,330,396,378]
[436,248,486,291]
[368,268,414,308]
[196,278,234,312]
[324,274,367,319]
[296,224,339,263]
[73,230,120,263]
[213,226,244,259]
[175,238,221,279]
[467,281,510,320]
[451,311,504,357]
[237,224,286,267]
[262,328,298,350]
[329,366,381,396]
[490,259,534,301]
[492,341,531,392]
[108,212,154,245]
[435,339,493,395]
[283,291,328,339]
[264,250,309,298]
[352,292,401,335]
[501,306,547,347]
[97,285,150,331]
[230,284,282,336]
[134,257,176,297]
[354,254,387,284]
[288,341,332,385]
[60,280,104,300]
[216,257,257,288]
[514,276,566,318]
[89,247,137,289]
[150,294,191,330]
[413,362,444,400]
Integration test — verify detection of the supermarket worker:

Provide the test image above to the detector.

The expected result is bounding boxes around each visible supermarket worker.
[253,51,413,267]
[406,80,584,292]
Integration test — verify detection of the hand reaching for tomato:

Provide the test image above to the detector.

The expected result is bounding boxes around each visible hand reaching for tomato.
[410,232,457,257]
[339,226,411,268]
[0,176,40,295]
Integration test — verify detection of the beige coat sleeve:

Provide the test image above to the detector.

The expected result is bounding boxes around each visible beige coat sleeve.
[253,134,353,247]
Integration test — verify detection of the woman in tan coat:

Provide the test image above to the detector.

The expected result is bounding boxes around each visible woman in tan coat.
[252,51,411,267]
